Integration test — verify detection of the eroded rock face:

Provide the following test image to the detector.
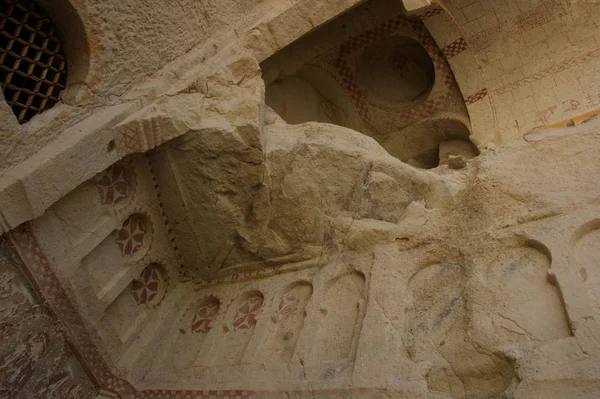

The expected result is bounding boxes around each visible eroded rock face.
[13,98,600,398]
[3,1,600,398]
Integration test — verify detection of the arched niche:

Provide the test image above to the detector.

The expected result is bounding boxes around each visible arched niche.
[81,213,152,298]
[312,271,365,364]
[38,163,136,251]
[405,261,516,398]
[167,295,222,370]
[265,66,359,130]
[105,263,167,343]
[260,0,476,166]
[380,117,477,169]
[267,282,313,361]
[472,243,571,344]
[574,222,600,317]
[210,291,265,367]
[405,262,466,358]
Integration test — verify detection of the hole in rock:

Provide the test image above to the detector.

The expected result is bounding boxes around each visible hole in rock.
[260,0,478,169]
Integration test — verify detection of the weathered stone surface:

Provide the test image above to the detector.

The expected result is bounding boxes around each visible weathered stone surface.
[2,0,600,398]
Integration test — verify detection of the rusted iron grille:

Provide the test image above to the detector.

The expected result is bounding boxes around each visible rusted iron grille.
[0,0,66,124]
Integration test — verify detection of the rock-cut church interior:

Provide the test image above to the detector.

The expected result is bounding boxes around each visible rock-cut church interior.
[1,0,600,398]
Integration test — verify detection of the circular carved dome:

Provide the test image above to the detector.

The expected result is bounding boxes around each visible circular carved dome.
[356,36,434,110]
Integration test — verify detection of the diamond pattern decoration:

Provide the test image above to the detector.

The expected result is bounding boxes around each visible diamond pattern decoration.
[115,215,146,257]
[319,14,459,129]
[232,296,263,332]
[415,4,443,20]
[191,300,220,334]
[131,266,161,305]
[277,293,299,316]
[465,88,488,105]
[114,123,144,157]
[96,165,130,206]
[442,37,468,60]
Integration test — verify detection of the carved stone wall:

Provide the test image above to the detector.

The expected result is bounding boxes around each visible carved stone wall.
[2,0,600,398]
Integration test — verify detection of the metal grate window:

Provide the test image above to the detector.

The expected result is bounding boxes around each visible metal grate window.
[0,0,66,124]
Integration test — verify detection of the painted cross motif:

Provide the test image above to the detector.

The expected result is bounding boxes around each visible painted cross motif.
[191,301,220,334]
[96,165,130,206]
[131,266,161,305]
[232,296,263,332]
[277,293,299,316]
[115,216,146,257]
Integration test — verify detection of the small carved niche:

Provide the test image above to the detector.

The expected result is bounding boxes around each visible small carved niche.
[574,224,600,316]
[312,271,365,363]
[105,263,167,343]
[169,296,221,369]
[405,262,467,358]
[211,291,264,366]
[482,245,571,341]
[269,282,313,360]
[81,213,151,298]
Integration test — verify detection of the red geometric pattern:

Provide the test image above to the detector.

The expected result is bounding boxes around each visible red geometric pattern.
[96,164,130,206]
[277,293,299,316]
[114,123,144,157]
[442,38,468,60]
[465,88,488,105]
[191,300,220,334]
[232,296,263,332]
[310,13,460,131]
[9,226,255,398]
[131,266,161,305]
[134,390,252,399]
[115,215,147,257]
[415,4,443,20]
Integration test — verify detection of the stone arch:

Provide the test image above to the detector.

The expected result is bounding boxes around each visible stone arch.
[166,295,222,370]
[267,281,313,361]
[416,1,497,145]
[311,271,366,364]
[211,290,265,366]
[573,221,600,317]
[466,238,571,352]
[81,213,152,299]
[482,243,571,341]
[260,1,476,166]
[405,260,517,398]
[105,263,167,343]
[404,261,467,358]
